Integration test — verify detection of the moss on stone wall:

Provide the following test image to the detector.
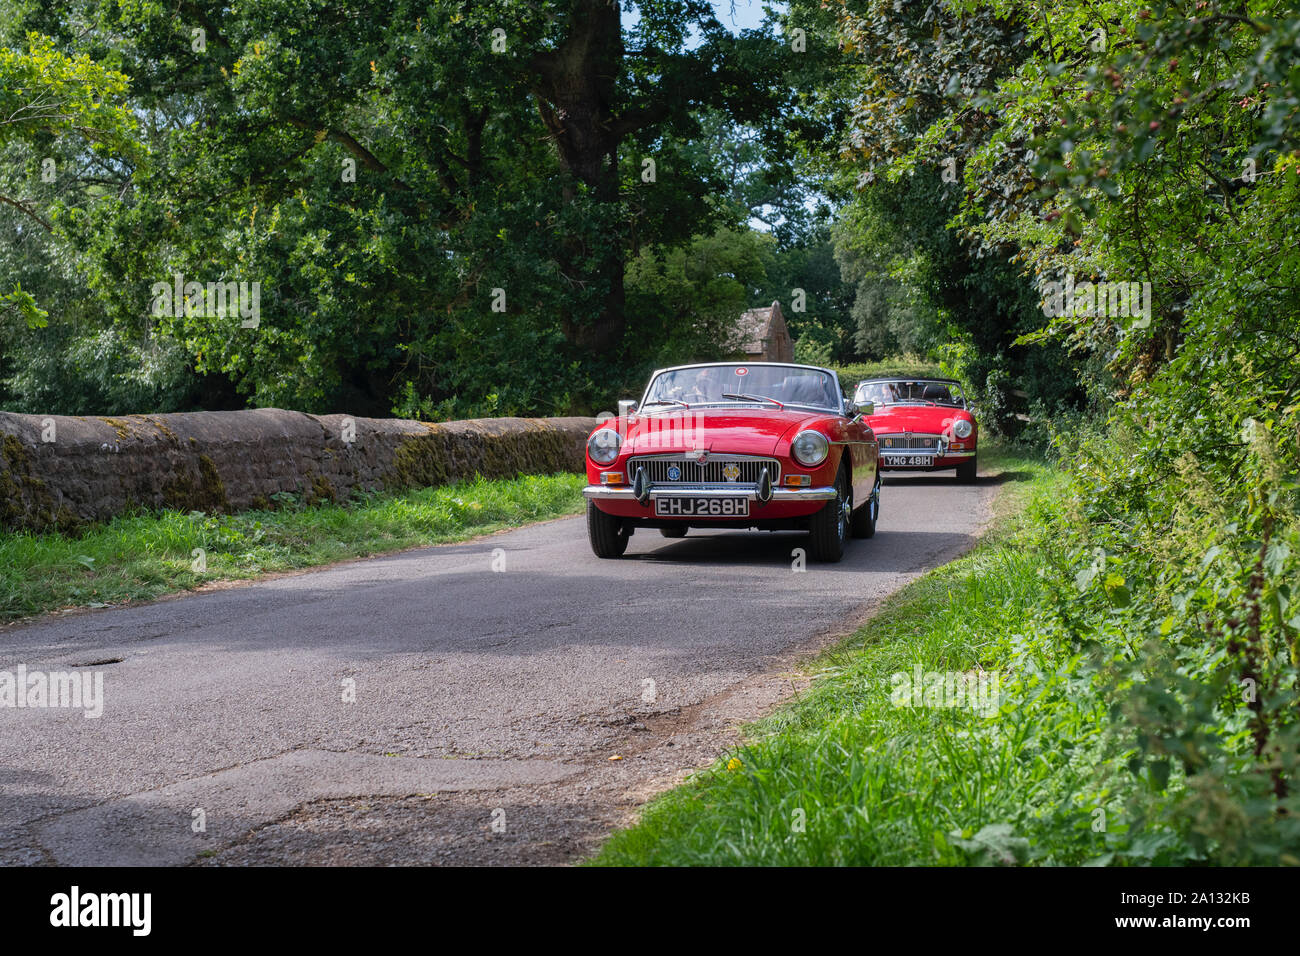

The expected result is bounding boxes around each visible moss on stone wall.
[307,475,336,505]
[161,454,230,513]
[388,425,578,493]
[99,417,133,442]
[0,413,592,531]
[391,432,452,489]
[1,433,72,531]
[0,435,27,526]
[145,416,179,442]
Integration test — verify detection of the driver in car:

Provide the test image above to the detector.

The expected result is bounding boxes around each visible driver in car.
[860,383,892,406]
[681,367,725,404]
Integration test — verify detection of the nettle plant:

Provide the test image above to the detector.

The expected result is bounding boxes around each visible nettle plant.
[1056,390,1300,863]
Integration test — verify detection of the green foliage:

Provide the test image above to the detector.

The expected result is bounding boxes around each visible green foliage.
[877,0,1300,852]
[832,356,951,391]
[0,1,819,417]
[594,433,1300,865]
[0,24,182,411]
[625,224,770,367]
[792,322,835,366]
[0,472,584,622]
[832,202,948,359]
[1042,379,1300,862]
[596,0,1300,866]
[0,283,46,329]
[828,0,1091,432]
[0,31,137,157]
[594,451,1112,865]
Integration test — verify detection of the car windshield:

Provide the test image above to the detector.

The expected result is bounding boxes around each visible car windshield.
[643,365,840,410]
[856,379,967,408]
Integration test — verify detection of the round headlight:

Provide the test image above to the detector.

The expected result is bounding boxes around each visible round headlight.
[587,427,622,465]
[791,430,830,467]
[953,419,974,439]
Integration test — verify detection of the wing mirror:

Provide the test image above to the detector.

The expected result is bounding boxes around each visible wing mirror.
[855,401,875,417]
[618,399,637,417]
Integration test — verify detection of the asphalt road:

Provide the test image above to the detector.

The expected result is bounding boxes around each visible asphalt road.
[1,471,1002,866]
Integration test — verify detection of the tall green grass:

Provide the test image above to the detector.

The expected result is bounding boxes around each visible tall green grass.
[591,453,1114,866]
[0,473,585,624]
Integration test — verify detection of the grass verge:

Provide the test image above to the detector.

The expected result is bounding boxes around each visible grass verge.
[591,446,1088,866]
[0,473,585,625]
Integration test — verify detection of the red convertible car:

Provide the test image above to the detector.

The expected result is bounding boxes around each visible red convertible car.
[852,377,978,482]
[583,362,879,562]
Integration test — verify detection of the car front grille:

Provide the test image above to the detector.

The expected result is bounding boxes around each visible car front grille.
[627,456,780,488]
[877,434,944,450]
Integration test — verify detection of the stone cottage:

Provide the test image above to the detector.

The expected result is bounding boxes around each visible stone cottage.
[733,301,793,362]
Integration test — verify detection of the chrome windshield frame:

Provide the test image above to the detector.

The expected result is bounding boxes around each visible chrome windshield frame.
[640,362,846,416]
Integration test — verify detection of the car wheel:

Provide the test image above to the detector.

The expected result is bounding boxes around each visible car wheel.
[808,465,850,562]
[956,456,978,483]
[851,477,879,539]
[659,526,688,538]
[587,502,629,558]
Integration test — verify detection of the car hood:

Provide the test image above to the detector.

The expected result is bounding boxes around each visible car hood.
[622,407,827,457]
[866,404,971,433]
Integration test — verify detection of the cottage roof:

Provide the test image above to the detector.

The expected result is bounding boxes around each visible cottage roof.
[736,302,783,354]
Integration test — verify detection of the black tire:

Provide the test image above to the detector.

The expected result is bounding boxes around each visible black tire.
[851,477,879,538]
[587,502,629,558]
[807,465,851,562]
[659,526,688,538]
[956,456,978,484]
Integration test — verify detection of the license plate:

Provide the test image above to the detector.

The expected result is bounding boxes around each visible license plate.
[654,496,749,517]
[882,455,934,467]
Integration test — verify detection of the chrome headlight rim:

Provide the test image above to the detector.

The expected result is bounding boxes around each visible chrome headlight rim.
[587,427,623,465]
[953,418,974,439]
[790,429,830,468]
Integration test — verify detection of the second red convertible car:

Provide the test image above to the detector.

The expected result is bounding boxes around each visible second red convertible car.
[583,362,880,562]
[853,377,979,482]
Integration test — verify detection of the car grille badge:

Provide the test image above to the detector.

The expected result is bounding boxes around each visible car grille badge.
[632,467,650,505]
[721,463,740,482]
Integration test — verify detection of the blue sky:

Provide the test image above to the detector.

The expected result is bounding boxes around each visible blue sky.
[619,2,806,232]
[710,1,779,32]
[623,1,784,38]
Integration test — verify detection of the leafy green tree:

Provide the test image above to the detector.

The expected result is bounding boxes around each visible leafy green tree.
[0,31,135,329]
[827,0,1300,860]
[827,0,1088,429]
[2,0,810,416]
[625,223,770,368]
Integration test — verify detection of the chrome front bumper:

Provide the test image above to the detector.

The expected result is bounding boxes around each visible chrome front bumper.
[583,485,837,502]
[878,449,975,460]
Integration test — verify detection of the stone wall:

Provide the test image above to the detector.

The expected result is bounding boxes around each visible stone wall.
[0,409,596,532]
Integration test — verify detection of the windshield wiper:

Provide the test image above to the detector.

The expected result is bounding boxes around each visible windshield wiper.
[722,392,785,409]
[641,399,690,408]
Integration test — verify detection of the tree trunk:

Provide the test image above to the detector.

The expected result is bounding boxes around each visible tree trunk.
[531,0,626,354]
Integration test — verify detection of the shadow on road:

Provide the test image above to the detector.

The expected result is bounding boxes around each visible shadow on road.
[625,527,974,572]
[882,468,1033,488]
